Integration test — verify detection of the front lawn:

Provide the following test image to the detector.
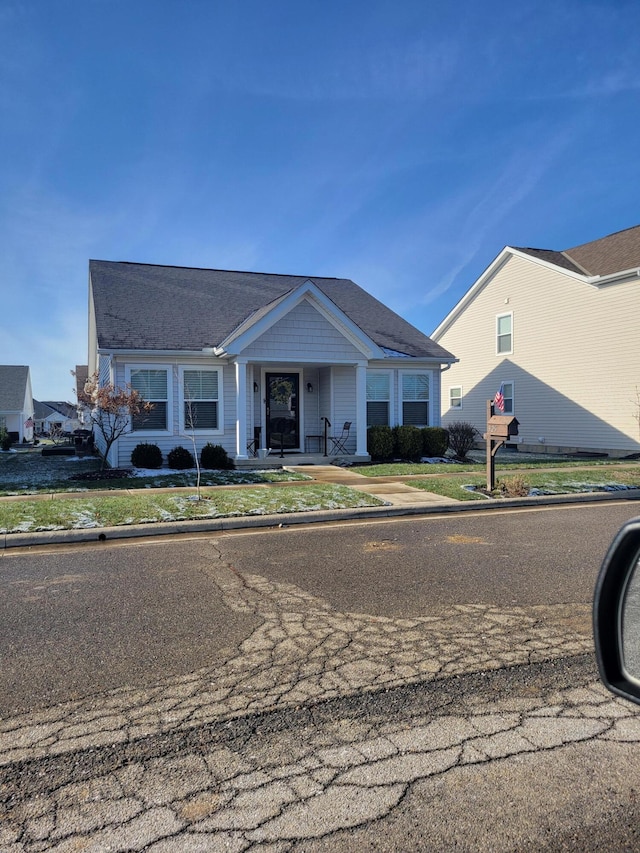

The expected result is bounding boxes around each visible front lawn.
[0,448,308,495]
[0,484,384,534]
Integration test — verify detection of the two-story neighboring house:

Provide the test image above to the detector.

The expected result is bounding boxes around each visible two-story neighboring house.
[0,365,34,444]
[432,224,640,457]
[88,261,456,468]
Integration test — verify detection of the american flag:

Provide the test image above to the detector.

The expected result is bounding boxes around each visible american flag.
[494,384,505,413]
[24,417,34,428]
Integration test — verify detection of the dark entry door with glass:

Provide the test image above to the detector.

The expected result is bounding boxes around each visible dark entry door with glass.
[266,373,299,452]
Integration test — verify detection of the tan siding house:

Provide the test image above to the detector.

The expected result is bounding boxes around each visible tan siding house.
[432,225,640,457]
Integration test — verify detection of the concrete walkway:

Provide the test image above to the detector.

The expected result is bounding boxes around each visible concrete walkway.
[286,464,456,506]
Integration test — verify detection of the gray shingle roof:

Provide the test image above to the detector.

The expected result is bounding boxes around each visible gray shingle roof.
[0,365,29,412]
[516,224,640,277]
[42,401,77,418]
[89,261,454,360]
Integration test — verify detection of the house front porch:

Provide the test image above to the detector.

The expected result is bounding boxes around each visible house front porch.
[234,450,370,470]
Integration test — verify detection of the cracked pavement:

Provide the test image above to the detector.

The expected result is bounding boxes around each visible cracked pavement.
[4,553,639,851]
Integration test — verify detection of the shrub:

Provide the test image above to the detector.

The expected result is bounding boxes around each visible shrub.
[200,443,234,470]
[447,421,479,460]
[393,425,423,461]
[1,430,12,451]
[131,442,163,469]
[168,445,195,469]
[422,427,449,458]
[498,475,529,497]
[367,425,394,461]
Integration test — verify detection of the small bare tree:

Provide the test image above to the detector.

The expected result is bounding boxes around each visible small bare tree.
[74,371,154,470]
[183,391,202,500]
[633,386,640,441]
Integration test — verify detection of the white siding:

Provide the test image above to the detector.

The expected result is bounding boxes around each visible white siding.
[110,357,236,468]
[436,254,640,455]
[331,366,357,452]
[243,300,364,362]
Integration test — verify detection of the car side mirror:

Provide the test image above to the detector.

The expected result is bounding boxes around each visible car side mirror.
[593,517,640,705]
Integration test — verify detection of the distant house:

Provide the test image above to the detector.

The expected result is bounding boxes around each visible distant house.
[88,260,456,468]
[33,400,81,436]
[74,365,90,425]
[432,224,640,457]
[0,365,34,443]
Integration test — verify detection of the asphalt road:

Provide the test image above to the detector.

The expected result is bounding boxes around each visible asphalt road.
[2,500,640,850]
[1,500,635,717]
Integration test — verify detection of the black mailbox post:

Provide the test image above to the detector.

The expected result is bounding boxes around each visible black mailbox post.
[483,401,520,491]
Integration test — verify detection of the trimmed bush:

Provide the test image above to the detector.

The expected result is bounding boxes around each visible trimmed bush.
[393,425,423,461]
[447,421,479,460]
[367,425,394,461]
[168,445,195,469]
[131,442,163,469]
[200,443,235,470]
[1,431,12,452]
[422,427,449,458]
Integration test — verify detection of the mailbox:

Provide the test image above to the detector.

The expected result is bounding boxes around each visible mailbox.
[485,415,519,439]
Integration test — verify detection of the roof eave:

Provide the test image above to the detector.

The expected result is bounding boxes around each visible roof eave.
[431,246,592,340]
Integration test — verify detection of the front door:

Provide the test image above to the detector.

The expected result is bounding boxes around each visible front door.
[266,373,299,452]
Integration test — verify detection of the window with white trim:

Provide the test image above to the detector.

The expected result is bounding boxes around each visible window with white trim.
[366,372,390,426]
[496,313,512,354]
[501,381,514,414]
[449,386,462,410]
[130,368,169,431]
[401,373,429,426]
[182,368,221,431]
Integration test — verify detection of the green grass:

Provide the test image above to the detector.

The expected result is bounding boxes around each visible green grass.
[0,484,385,534]
[407,466,640,501]
[0,449,308,495]
[357,458,632,477]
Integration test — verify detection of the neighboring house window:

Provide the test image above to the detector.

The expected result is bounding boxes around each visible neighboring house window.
[496,313,513,354]
[501,381,514,414]
[449,386,462,410]
[367,372,390,426]
[182,368,221,431]
[401,373,430,426]
[0,416,5,431]
[130,368,169,431]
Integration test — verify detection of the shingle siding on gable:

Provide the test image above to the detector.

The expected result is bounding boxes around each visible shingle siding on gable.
[242,301,365,362]
[437,253,640,454]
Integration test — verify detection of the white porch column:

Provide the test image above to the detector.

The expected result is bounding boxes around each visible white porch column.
[355,362,368,456]
[235,359,248,460]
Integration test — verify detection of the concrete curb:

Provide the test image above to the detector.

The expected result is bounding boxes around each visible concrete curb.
[3,488,640,550]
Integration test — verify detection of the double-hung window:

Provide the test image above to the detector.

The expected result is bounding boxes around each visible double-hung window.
[449,386,462,410]
[130,368,169,431]
[501,381,514,414]
[496,313,513,354]
[366,373,390,426]
[182,368,221,431]
[401,373,430,426]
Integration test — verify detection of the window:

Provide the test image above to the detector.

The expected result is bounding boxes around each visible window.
[449,386,462,410]
[130,368,169,431]
[401,373,429,426]
[501,381,514,414]
[366,373,390,426]
[182,369,220,431]
[496,313,512,354]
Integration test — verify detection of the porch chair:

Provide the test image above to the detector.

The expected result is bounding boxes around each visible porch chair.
[329,421,351,455]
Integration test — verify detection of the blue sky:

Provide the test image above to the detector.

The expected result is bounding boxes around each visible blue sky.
[1,0,639,401]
